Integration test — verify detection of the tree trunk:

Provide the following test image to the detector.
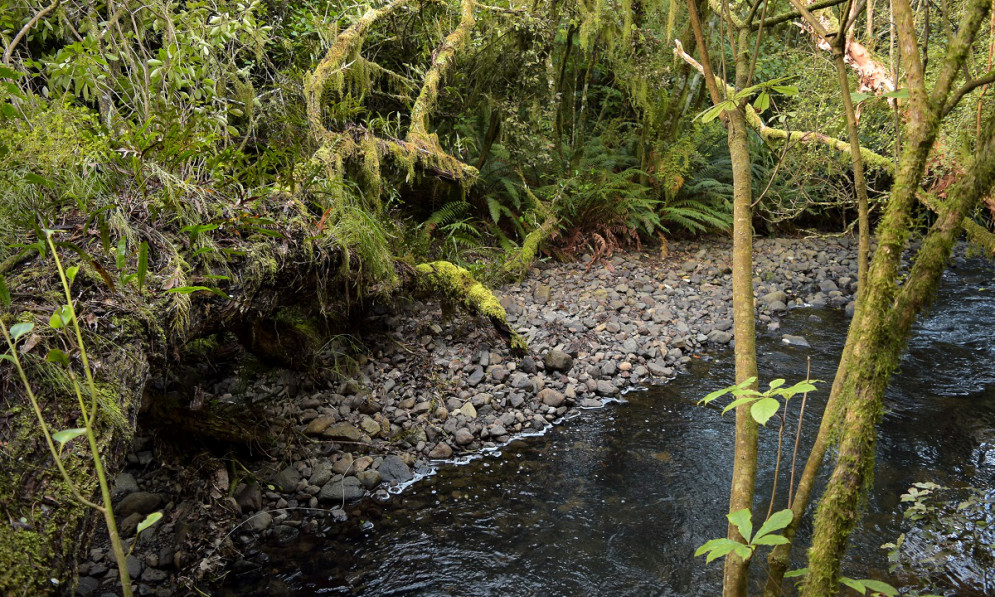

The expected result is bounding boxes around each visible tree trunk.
[722,25,761,597]
[831,37,872,295]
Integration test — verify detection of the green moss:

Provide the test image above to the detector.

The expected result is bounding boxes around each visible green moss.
[415,261,526,354]
[0,525,52,596]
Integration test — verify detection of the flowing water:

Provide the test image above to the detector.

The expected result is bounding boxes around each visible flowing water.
[223,255,995,596]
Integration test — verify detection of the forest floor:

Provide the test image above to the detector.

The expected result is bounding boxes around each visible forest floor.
[76,234,866,597]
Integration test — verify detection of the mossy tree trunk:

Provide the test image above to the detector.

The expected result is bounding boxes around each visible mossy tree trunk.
[800,0,993,591]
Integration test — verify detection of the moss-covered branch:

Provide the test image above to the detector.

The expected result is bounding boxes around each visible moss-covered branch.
[304,0,478,195]
[407,0,476,142]
[413,261,527,355]
[304,0,414,140]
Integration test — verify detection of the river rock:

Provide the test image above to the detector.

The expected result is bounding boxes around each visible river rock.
[272,524,300,545]
[115,492,163,518]
[319,476,365,502]
[322,422,363,442]
[246,511,273,532]
[707,330,733,344]
[485,423,507,438]
[454,428,474,445]
[429,442,453,459]
[270,466,300,494]
[332,453,354,475]
[378,455,413,484]
[761,290,788,305]
[459,402,477,419]
[112,472,139,498]
[781,334,811,347]
[467,367,485,387]
[537,388,565,407]
[359,415,381,436]
[356,469,381,489]
[304,415,336,436]
[533,284,552,304]
[596,380,619,396]
[490,365,510,382]
[510,372,534,390]
[235,483,263,512]
[310,461,334,488]
[543,349,574,372]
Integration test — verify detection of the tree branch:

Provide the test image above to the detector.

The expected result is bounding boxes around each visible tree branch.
[2,0,61,65]
[942,69,995,118]
[753,0,848,30]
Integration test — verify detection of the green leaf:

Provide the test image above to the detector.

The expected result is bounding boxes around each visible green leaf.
[45,348,70,366]
[772,85,799,96]
[721,395,759,415]
[727,508,753,543]
[116,237,127,270]
[751,533,790,546]
[66,266,79,287]
[840,577,867,594]
[784,568,808,578]
[166,286,228,298]
[695,537,744,563]
[768,379,785,390]
[52,428,87,449]
[753,91,770,113]
[850,91,873,103]
[701,386,732,405]
[882,88,909,99]
[0,66,23,78]
[2,103,17,118]
[49,305,72,329]
[136,511,163,535]
[10,322,34,340]
[698,100,736,123]
[754,509,793,541]
[0,275,10,308]
[750,397,781,425]
[859,580,898,596]
[733,543,753,561]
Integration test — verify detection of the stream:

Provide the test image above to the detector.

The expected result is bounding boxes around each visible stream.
[222,254,995,596]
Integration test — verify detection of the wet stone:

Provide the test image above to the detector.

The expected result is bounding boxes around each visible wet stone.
[115,492,163,518]
[378,455,413,484]
[270,467,300,494]
[318,476,365,502]
[322,422,363,442]
[543,349,574,373]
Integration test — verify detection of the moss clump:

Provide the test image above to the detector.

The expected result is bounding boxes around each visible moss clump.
[414,261,526,355]
[0,525,51,595]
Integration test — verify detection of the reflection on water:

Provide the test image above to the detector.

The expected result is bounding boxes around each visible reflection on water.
[223,255,995,597]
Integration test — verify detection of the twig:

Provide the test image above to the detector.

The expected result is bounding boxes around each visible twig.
[788,357,812,507]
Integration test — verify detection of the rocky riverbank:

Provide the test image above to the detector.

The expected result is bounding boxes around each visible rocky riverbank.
[77,235,864,596]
